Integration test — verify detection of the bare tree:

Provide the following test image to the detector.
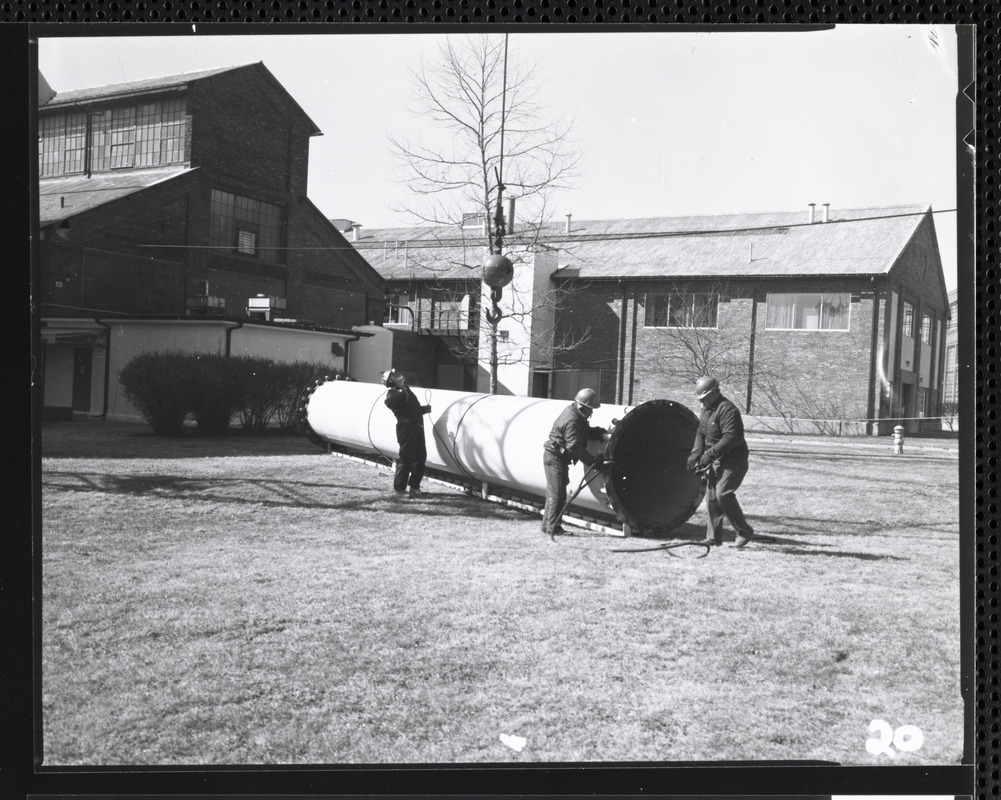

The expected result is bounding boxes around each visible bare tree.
[635,280,752,388]
[389,34,583,392]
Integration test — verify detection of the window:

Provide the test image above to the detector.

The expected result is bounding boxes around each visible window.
[209,190,285,261]
[902,301,915,338]
[432,294,470,330]
[135,100,187,167]
[920,313,932,344]
[109,107,137,169]
[461,212,488,231]
[944,344,958,404]
[645,292,719,328]
[385,293,413,325]
[38,112,87,177]
[765,293,850,331]
[39,98,187,177]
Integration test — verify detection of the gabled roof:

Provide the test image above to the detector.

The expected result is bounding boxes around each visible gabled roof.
[351,205,935,282]
[41,65,243,107]
[40,63,322,136]
[39,166,194,227]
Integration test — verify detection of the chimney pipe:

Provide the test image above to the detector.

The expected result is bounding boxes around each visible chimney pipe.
[808,203,816,224]
[507,198,516,234]
[822,203,830,223]
[565,213,573,234]
[351,223,362,242]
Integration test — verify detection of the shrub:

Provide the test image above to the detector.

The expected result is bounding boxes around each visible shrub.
[235,356,283,431]
[120,352,336,436]
[186,353,250,436]
[274,361,332,430]
[119,352,195,436]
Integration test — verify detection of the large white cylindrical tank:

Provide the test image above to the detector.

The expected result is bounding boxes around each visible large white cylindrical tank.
[304,379,705,534]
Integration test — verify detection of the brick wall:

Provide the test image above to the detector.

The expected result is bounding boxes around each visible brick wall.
[750,280,876,421]
[555,278,879,421]
[552,282,621,372]
[40,65,386,331]
[189,68,311,200]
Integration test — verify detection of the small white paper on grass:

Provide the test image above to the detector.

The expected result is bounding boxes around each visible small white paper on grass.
[499,733,526,752]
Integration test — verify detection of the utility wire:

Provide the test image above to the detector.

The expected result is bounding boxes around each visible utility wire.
[126,208,958,252]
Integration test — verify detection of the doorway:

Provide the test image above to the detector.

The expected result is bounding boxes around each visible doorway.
[72,347,92,412]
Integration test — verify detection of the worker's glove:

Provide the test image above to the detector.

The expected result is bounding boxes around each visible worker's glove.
[421,405,432,415]
[686,453,701,471]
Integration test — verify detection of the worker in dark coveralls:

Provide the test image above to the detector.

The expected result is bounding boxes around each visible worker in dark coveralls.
[541,388,610,536]
[382,369,431,497]
[687,376,756,548]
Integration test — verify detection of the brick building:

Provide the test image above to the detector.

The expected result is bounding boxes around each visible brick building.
[353,204,951,434]
[943,288,960,405]
[36,64,387,419]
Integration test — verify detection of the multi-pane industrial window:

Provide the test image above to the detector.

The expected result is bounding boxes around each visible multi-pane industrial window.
[38,112,87,177]
[209,190,285,261]
[902,301,915,338]
[38,99,187,177]
[109,107,137,168]
[920,314,932,344]
[765,293,850,331]
[645,293,719,328]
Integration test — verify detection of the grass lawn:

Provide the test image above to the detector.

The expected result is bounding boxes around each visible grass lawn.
[39,419,963,765]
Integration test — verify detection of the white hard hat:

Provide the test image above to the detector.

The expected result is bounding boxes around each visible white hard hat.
[574,388,600,409]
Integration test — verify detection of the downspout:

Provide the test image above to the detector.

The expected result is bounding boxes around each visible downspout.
[628,294,639,405]
[84,112,93,178]
[94,317,112,418]
[746,287,757,413]
[343,331,362,378]
[224,320,244,357]
[866,276,880,435]
[180,193,191,314]
[616,280,628,405]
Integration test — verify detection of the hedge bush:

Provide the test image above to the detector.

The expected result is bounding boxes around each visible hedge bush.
[119,352,196,436]
[187,354,248,435]
[119,351,334,437]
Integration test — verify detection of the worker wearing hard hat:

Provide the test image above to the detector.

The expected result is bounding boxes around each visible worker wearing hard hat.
[541,388,611,536]
[687,376,755,548]
[382,369,432,497]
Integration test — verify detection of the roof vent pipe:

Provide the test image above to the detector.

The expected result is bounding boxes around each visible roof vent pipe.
[351,223,362,242]
[808,203,816,224]
[822,203,830,223]
[565,213,573,234]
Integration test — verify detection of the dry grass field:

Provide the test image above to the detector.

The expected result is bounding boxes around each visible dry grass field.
[38,419,963,765]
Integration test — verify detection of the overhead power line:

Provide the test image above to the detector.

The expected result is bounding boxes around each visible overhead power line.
[116,207,957,253]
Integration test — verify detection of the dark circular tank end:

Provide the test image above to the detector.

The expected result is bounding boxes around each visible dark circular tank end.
[604,399,705,534]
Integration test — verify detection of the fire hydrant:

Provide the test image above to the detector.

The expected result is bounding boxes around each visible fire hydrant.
[892,424,904,454]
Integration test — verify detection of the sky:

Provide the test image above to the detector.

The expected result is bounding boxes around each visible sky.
[37,26,964,291]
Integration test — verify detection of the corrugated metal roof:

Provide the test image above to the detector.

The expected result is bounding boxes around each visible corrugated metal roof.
[39,166,194,226]
[351,205,931,281]
[41,65,254,107]
[40,62,322,136]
